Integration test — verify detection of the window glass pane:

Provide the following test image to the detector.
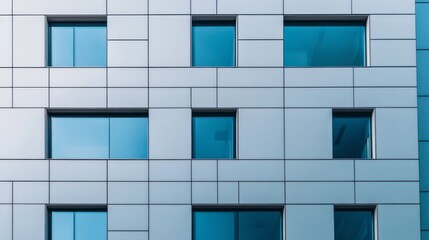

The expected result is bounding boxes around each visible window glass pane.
[193,22,235,67]
[423,231,429,240]
[418,51,429,95]
[284,22,365,67]
[421,143,429,191]
[193,211,235,240]
[333,113,372,159]
[75,212,107,240]
[334,210,374,240]
[52,212,74,240]
[50,25,74,67]
[422,193,429,230]
[238,211,282,240]
[51,117,109,159]
[75,25,107,67]
[419,98,429,141]
[417,4,429,49]
[193,115,235,159]
[110,117,148,159]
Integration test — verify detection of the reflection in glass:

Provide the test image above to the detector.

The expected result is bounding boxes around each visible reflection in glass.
[193,21,235,67]
[50,115,148,159]
[110,117,148,159]
[238,211,282,240]
[51,117,109,159]
[194,211,235,240]
[193,210,282,240]
[49,23,106,67]
[334,209,374,240]
[193,114,235,159]
[51,211,107,240]
[333,112,372,159]
[284,21,366,67]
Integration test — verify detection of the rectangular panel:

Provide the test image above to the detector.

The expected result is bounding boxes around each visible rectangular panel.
[193,114,235,159]
[284,21,365,67]
[51,117,109,159]
[286,205,334,240]
[108,205,147,231]
[75,212,107,240]
[110,117,148,159]
[238,40,283,67]
[193,21,236,67]
[284,0,351,14]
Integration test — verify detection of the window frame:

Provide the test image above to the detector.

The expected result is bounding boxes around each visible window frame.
[191,16,237,67]
[47,21,107,67]
[192,208,284,240]
[192,111,237,159]
[48,206,107,240]
[48,112,148,159]
[332,110,375,160]
[334,206,377,240]
[283,17,369,67]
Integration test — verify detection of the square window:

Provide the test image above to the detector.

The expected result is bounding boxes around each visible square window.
[193,210,282,240]
[49,114,148,159]
[333,112,372,159]
[192,20,236,67]
[334,209,375,240]
[192,113,236,159]
[50,209,107,240]
[284,21,366,67]
[49,22,107,67]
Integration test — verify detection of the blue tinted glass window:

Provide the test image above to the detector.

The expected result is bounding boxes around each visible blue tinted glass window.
[110,117,148,159]
[194,212,235,240]
[50,115,148,159]
[417,4,429,49]
[333,112,372,159]
[51,117,109,159]
[193,114,235,159]
[238,211,282,240]
[193,210,282,240]
[284,21,366,67]
[419,98,429,141]
[51,211,107,240]
[49,23,106,67]
[334,209,374,240]
[420,142,429,191]
[418,50,429,95]
[192,21,236,67]
[422,193,429,230]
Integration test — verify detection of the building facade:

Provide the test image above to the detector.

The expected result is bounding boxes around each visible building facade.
[0,0,422,240]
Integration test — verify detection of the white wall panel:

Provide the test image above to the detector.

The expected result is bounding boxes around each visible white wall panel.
[149,182,191,204]
[13,88,48,108]
[218,0,283,14]
[108,182,148,204]
[0,109,45,159]
[149,109,191,159]
[355,182,419,204]
[286,182,354,204]
[378,205,421,240]
[238,109,284,159]
[13,205,45,240]
[13,16,45,67]
[0,16,12,67]
[285,109,332,159]
[50,182,107,204]
[286,205,335,240]
[149,16,190,67]
[149,206,191,240]
[376,108,418,159]
[50,68,106,87]
[150,160,191,181]
[108,205,148,231]
[13,182,48,204]
[13,68,48,87]
[108,16,148,40]
[284,0,351,14]
[13,0,106,14]
[238,40,283,67]
[108,41,148,67]
[238,15,283,40]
